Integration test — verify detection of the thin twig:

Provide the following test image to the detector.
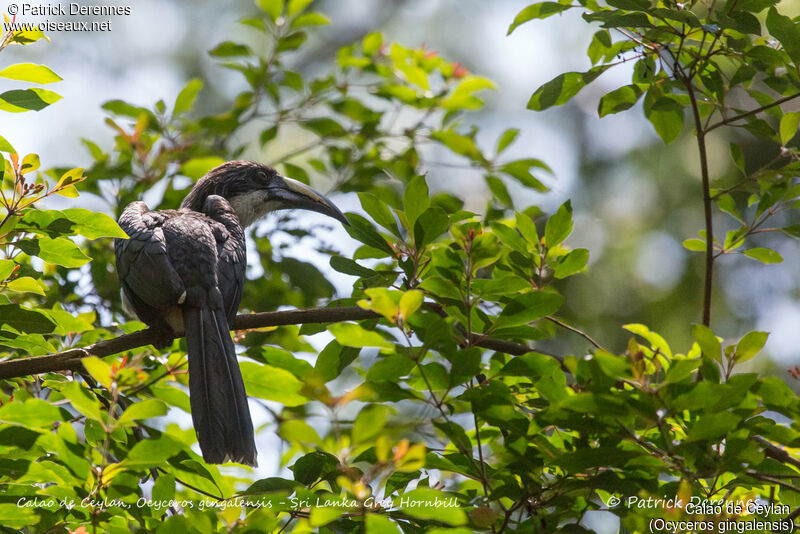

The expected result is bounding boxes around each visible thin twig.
[546,316,603,350]
[707,92,800,133]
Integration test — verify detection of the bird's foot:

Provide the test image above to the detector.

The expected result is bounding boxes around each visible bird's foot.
[150,327,176,350]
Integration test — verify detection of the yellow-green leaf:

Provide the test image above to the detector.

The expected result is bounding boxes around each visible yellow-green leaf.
[0,63,62,84]
[398,290,423,320]
[20,153,39,174]
[241,362,307,406]
[82,356,113,389]
[329,322,393,348]
[117,399,168,427]
[181,156,225,179]
[743,247,782,264]
[683,238,706,252]
[735,331,768,363]
[5,276,45,295]
[781,112,800,145]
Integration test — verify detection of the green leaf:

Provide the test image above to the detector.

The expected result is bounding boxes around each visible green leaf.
[414,207,449,246]
[623,323,672,357]
[486,175,512,206]
[181,156,225,179]
[330,256,378,278]
[757,376,795,407]
[508,2,572,35]
[0,304,55,333]
[241,362,307,406]
[344,213,394,255]
[209,41,252,57]
[644,92,684,144]
[527,67,607,111]
[494,292,563,328]
[598,84,643,117]
[19,154,39,175]
[501,159,550,191]
[329,322,392,348]
[608,0,651,9]
[735,331,768,362]
[686,412,740,441]
[353,405,390,442]
[730,143,745,171]
[365,514,403,534]
[363,32,383,55]
[691,324,722,361]
[664,358,701,384]
[441,75,496,110]
[173,79,203,115]
[0,88,62,112]
[766,7,800,65]
[554,248,589,279]
[292,451,339,485]
[152,473,176,504]
[399,489,466,525]
[431,130,483,161]
[399,290,424,320]
[515,212,539,244]
[717,194,742,222]
[0,259,15,280]
[117,399,168,426]
[0,398,63,427]
[287,0,312,15]
[358,192,399,235]
[302,117,347,137]
[315,341,359,382]
[291,12,330,28]
[123,435,184,468]
[60,381,105,421]
[0,63,62,84]
[403,175,431,230]
[256,0,283,20]
[61,208,128,239]
[743,247,782,263]
[683,238,706,251]
[360,287,398,322]
[367,354,415,381]
[545,200,573,247]
[4,276,44,295]
[780,111,800,145]
[0,135,15,153]
[16,237,91,267]
[82,356,113,389]
[495,128,520,154]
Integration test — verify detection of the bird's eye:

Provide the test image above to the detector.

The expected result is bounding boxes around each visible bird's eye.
[257,171,269,182]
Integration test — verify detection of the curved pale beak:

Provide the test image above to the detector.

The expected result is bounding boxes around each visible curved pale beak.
[269,176,349,226]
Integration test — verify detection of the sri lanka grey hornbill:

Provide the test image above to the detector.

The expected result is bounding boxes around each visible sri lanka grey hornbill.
[114,161,348,466]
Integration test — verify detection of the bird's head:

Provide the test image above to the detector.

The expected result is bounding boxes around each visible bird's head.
[180,161,349,228]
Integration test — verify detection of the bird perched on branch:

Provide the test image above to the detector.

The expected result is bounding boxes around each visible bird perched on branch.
[114,161,348,466]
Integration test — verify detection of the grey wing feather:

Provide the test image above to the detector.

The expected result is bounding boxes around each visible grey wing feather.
[115,201,185,311]
[215,225,246,325]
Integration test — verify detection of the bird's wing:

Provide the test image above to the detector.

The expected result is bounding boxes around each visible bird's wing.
[213,221,246,326]
[202,195,247,326]
[115,202,186,313]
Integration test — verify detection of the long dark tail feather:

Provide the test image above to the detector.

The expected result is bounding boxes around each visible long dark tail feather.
[184,306,257,466]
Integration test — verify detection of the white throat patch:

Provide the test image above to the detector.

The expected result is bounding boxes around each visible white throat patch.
[227,191,280,227]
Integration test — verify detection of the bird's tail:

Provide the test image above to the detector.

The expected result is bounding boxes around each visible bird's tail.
[183,306,257,466]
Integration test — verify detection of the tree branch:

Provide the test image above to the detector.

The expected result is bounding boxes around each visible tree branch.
[706,92,800,134]
[685,79,715,326]
[0,306,557,381]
